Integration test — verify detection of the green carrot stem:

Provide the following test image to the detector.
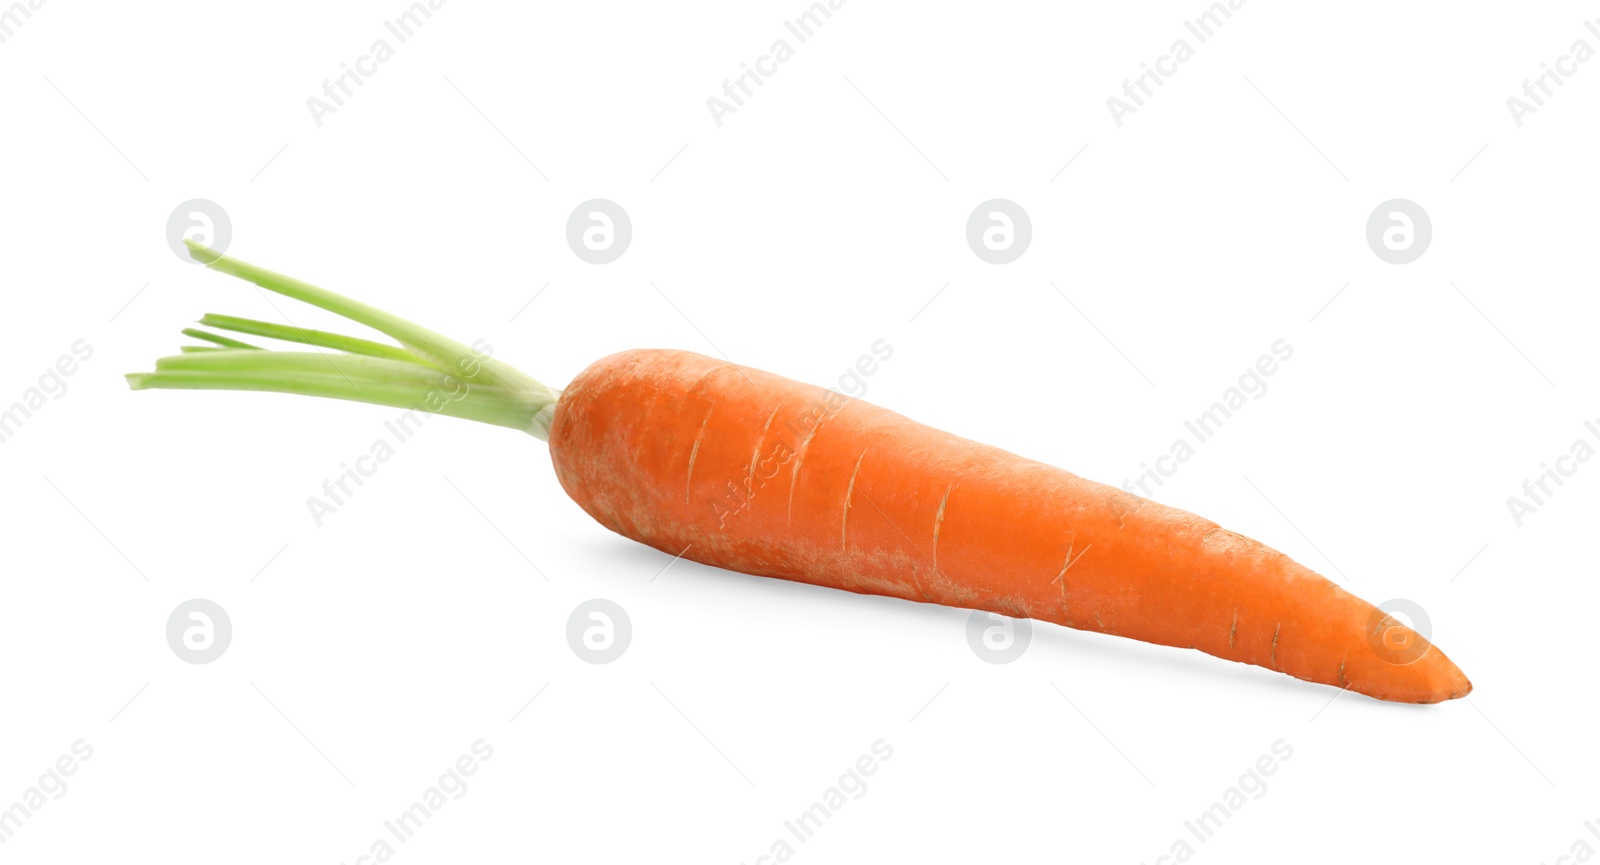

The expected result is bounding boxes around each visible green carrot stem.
[197,313,424,363]
[182,239,545,395]
[153,351,456,385]
[127,360,545,432]
[128,242,563,439]
[181,328,261,350]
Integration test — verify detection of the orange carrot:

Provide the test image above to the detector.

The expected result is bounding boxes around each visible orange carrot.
[552,349,1470,704]
[131,242,1471,704]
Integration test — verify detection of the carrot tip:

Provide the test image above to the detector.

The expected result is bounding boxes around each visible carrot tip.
[1418,654,1473,704]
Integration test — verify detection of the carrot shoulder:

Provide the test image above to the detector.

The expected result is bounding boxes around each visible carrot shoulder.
[549,349,1471,704]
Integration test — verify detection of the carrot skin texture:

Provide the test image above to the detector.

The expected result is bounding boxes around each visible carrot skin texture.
[548,349,1471,704]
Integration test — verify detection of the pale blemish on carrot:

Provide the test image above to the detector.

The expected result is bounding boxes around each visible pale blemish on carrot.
[841,447,868,550]
[786,411,832,528]
[931,483,954,573]
[1050,533,1091,601]
[743,405,782,498]
[685,406,713,505]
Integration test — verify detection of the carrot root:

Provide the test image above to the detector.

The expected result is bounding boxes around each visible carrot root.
[549,349,1472,704]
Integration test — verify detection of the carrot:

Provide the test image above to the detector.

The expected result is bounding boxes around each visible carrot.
[130,241,1471,704]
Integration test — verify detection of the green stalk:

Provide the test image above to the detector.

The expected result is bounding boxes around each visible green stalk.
[182,328,261,350]
[182,238,543,393]
[127,368,545,431]
[128,243,562,439]
[197,313,424,362]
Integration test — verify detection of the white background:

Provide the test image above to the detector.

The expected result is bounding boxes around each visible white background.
[2,0,1597,862]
